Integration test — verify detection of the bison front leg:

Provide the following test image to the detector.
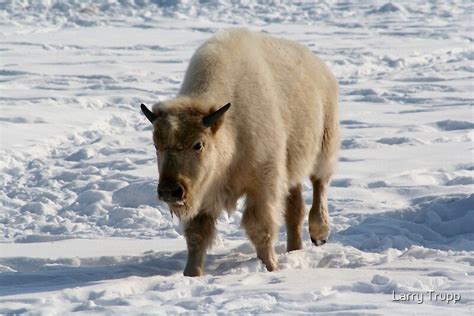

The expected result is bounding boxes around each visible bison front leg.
[242,192,279,272]
[183,212,216,277]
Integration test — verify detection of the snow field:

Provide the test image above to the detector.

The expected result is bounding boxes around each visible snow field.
[0,1,473,314]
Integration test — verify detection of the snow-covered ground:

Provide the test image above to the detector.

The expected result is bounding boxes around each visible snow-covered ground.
[1,1,473,314]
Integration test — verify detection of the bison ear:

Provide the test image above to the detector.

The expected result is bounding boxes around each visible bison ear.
[202,103,231,131]
[141,103,157,124]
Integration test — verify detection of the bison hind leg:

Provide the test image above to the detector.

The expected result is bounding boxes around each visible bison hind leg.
[308,121,339,246]
[285,184,305,251]
[308,175,330,246]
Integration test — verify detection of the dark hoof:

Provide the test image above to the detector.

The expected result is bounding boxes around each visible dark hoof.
[311,237,327,246]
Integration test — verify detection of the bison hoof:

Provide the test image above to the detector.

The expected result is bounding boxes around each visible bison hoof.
[183,267,203,277]
[311,237,327,246]
[257,254,278,272]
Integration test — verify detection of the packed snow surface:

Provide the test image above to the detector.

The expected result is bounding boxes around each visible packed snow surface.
[0,1,473,314]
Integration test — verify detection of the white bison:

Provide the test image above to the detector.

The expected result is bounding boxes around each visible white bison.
[141,28,339,276]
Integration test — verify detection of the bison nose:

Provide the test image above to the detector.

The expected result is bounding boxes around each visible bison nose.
[158,183,185,202]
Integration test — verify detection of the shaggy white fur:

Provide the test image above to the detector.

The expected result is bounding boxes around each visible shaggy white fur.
[148,28,340,276]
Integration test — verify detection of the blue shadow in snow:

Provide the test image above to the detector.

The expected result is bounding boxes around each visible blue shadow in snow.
[332,194,474,252]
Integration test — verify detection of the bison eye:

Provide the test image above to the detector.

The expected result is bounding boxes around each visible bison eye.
[192,141,204,152]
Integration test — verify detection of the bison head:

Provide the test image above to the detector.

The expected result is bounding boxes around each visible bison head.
[141,100,231,220]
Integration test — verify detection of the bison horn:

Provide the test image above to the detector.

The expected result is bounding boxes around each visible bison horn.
[202,103,231,127]
[141,103,157,123]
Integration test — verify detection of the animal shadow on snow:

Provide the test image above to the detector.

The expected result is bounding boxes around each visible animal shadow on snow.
[333,193,474,252]
[0,244,261,296]
[0,250,187,296]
